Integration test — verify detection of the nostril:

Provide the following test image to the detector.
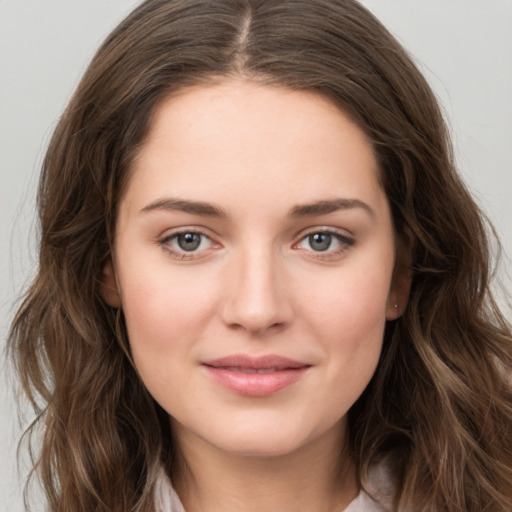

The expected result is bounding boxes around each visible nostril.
[225,316,286,335]
[221,299,291,335]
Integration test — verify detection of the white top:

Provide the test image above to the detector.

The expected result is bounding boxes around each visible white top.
[154,461,394,512]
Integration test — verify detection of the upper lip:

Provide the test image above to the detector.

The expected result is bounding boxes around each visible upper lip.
[202,354,310,370]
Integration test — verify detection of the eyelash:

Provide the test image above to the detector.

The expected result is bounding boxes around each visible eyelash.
[293,229,355,261]
[158,229,217,260]
[157,228,355,261]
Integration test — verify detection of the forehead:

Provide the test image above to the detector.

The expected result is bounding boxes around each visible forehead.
[123,79,386,219]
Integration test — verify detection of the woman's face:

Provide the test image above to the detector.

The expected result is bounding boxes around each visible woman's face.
[104,80,408,458]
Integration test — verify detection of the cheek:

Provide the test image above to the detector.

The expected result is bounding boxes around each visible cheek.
[297,257,392,389]
[300,259,392,336]
[117,260,219,383]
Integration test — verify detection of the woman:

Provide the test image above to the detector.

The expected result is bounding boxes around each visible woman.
[9,0,512,511]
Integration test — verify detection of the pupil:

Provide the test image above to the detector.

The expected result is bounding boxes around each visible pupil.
[178,233,201,251]
[309,233,331,251]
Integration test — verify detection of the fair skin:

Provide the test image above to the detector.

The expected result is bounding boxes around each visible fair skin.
[102,80,410,512]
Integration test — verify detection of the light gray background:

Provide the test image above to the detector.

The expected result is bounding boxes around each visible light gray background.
[1,1,511,510]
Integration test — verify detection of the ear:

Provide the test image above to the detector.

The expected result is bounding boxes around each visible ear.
[100,259,121,308]
[386,231,414,320]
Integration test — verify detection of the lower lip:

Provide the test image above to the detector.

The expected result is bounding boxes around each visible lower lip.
[203,366,309,397]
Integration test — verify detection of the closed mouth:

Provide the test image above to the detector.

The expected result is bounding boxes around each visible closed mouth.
[204,365,309,374]
[201,355,311,397]
[202,354,310,372]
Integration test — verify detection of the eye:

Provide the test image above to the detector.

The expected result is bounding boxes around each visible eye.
[303,232,336,252]
[174,232,206,252]
[295,230,354,259]
[159,230,217,259]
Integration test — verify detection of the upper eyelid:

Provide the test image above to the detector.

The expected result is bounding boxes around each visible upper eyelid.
[162,231,211,242]
[158,226,217,241]
[295,226,354,241]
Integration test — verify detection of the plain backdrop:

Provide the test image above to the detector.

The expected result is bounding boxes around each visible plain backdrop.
[1,1,511,510]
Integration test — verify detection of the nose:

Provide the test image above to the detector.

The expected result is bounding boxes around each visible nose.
[220,247,293,335]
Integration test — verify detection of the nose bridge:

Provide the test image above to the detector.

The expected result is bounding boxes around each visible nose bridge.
[221,242,290,334]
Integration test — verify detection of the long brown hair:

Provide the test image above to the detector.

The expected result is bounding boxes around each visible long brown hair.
[9,0,512,510]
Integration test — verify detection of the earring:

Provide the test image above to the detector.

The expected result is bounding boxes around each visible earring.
[394,304,398,309]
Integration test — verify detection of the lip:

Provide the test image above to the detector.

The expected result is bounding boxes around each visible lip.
[201,355,311,397]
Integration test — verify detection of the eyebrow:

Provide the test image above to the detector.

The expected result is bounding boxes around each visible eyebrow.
[140,197,374,219]
[290,198,375,219]
[140,198,228,217]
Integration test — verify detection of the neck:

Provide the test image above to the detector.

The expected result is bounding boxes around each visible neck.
[171,423,358,512]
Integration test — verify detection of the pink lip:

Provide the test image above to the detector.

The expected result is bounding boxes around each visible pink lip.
[202,355,310,397]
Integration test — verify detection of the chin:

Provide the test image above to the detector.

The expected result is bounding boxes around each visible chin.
[213,434,308,458]
[195,417,337,460]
